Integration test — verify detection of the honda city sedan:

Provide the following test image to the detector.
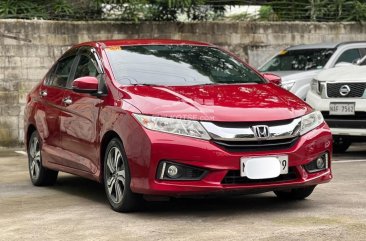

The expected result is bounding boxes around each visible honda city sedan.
[24,39,332,212]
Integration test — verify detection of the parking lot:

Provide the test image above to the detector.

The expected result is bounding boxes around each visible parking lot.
[0,146,366,241]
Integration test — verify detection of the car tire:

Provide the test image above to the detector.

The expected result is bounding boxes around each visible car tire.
[274,185,316,200]
[333,137,351,153]
[103,138,143,212]
[27,131,58,186]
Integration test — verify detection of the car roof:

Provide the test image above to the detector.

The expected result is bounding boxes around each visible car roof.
[76,39,212,48]
[286,41,366,50]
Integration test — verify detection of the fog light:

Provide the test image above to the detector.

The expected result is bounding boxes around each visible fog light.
[303,153,329,173]
[157,161,207,180]
[167,165,179,178]
[316,157,325,169]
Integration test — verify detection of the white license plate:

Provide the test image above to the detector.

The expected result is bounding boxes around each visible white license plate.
[240,155,288,179]
[329,103,355,115]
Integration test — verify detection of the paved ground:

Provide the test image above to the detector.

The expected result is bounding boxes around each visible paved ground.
[1,145,366,241]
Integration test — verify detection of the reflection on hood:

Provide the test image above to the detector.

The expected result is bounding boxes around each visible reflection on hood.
[121,83,311,122]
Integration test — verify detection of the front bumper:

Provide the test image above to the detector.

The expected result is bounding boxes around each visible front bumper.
[126,120,333,197]
[306,90,366,137]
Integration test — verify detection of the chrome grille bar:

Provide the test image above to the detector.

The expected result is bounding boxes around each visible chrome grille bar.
[200,118,301,141]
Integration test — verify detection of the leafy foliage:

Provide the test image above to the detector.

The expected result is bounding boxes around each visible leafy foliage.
[1,0,366,22]
[258,5,277,21]
[0,0,224,21]
[53,0,74,15]
[0,0,47,19]
[227,12,254,21]
[268,0,366,22]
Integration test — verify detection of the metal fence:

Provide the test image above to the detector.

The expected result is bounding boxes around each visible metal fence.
[0,0,365,22]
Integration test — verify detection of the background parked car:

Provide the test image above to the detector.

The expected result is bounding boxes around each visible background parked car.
[259,42,366,100]
[306,60,366,152]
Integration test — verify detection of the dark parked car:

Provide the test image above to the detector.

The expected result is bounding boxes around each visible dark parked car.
[24,39,332,212]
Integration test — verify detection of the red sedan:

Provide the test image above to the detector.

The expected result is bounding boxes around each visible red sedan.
[24,39,332,212]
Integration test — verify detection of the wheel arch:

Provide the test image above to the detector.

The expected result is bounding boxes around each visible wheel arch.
[26,124,37,148]
[99,130,123,182]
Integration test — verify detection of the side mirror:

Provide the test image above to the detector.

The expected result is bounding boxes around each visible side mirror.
[72,76,99,93]
[351,58,363,65]
[262,73,282,86]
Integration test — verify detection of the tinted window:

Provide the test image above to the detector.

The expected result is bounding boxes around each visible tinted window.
[48,56,76,88]
[106,45,264,86]
[73,55,99,80]
[336,49,361,64]
[260,49,335,71]
[44,65,57,86]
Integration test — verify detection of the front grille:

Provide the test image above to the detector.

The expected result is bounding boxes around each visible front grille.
[213,137,299,152]
[211,119,294,128]
[221,167,298,185]
[327,83,366,98]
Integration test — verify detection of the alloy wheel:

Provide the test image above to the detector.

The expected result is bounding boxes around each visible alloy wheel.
[29,136,41,180]
[105,147,126,203]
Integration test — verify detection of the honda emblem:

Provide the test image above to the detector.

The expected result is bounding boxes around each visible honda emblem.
[252,125,270,139]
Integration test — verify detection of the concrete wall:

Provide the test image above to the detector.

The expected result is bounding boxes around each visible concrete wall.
[1,19,366,144]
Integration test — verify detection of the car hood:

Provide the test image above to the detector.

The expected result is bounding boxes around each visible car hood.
[317,65,366,82]
[265,70,321,83]
[121,84,311,122]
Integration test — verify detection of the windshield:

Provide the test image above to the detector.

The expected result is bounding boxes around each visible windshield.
[259,48,335,72]
[105,45,264,86]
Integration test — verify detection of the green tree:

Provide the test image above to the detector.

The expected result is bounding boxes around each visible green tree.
[258,5,277,21]
[306,0,328,21]
[346,0,366,21]
[268,0,309,21]
[268,0,366,22]
[0,0,47,19]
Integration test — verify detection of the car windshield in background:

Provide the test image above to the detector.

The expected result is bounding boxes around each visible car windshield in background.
[260,48,335,72]
[106,45,264,86]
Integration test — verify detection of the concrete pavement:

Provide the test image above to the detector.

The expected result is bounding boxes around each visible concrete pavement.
[0,145,366,241]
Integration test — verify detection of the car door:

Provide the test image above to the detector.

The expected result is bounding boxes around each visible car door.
[59,47,103,174]
[36,53,77,164]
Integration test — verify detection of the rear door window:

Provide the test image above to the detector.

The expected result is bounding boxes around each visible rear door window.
[48,55,76,88]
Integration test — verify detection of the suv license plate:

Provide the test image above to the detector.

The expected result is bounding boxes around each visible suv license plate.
[329,103,355,115]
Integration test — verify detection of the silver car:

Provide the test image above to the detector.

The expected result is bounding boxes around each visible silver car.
[259,42,366,100]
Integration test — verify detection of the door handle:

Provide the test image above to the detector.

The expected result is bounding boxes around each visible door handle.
[63,97,72,105]
[39,90,47,97]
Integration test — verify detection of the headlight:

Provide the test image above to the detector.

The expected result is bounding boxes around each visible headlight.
[311,79,324,94]
[282,81,295,90]
[133,114,211,140]
[310,79,318,93]
[300,111,324,135]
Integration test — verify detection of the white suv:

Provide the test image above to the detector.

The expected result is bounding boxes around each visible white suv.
[306,58,366,152]
[259,42,366,100]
